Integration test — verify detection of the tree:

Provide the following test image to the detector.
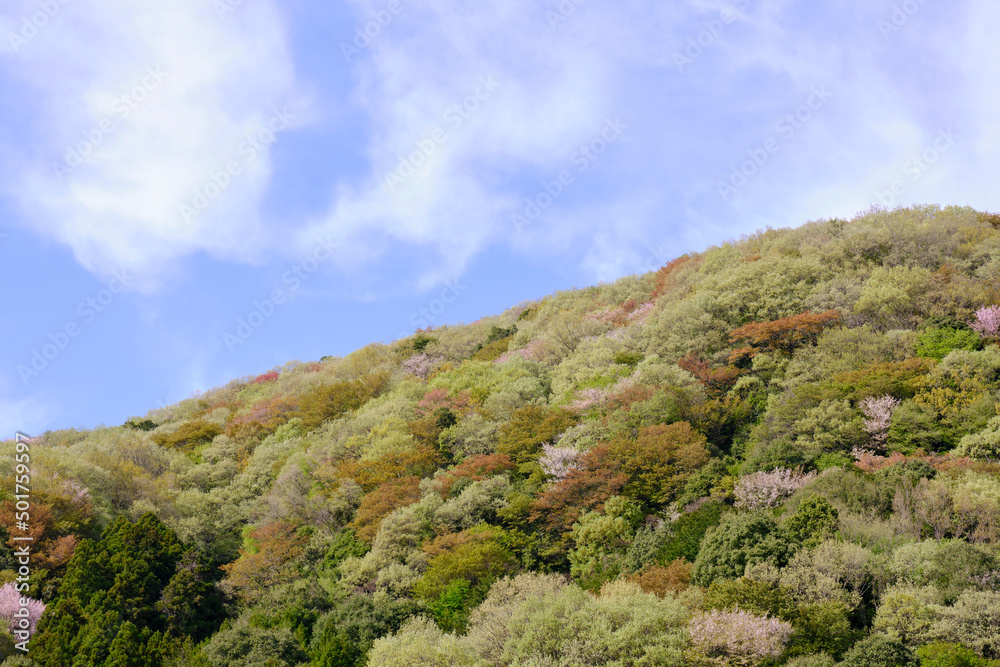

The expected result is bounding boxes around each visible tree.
[692,512,792,586]
[496,405,577,466]
[623,500,725,570]
[309,593,426,667]
[349,477,422,544]
[785,496,839,547]
[688,607,793,667]
[568,496,642,590]
[860,395,901,453]
[528,445,628,536]
[152,419,222,452]
[413,528,517,632]
[199,616,307,667]
[628,558,693,597]
[294,373,388,431]
[728,310,842,363]
[970,306,1000,338]
[0,583,45,653]
[608,422,710,508]
[30,514,212,667]
[463,576,689,666]
[365,617,480,667]
[219,521,307,606]
[734,469,817,510]
[916,642,992,667]
[838,634,918,667]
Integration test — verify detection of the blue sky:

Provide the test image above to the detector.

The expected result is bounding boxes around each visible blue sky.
[2,0,998,435]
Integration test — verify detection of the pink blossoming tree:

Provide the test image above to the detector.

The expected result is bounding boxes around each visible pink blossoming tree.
[689,606,793,666]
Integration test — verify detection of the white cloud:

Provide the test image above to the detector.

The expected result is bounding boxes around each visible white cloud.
[296,0,687,290]
[1,0,304,290]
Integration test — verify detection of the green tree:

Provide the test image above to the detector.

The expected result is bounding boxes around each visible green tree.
[31,514,216,667]
[839,634,919,667]
[309,593,426,667]
[785,496,839,547]
[916,327,982,361]
[692,512,792,586]
[916,642,991,667]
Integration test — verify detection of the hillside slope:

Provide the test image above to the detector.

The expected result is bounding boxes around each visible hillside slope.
[5,204,1000,666]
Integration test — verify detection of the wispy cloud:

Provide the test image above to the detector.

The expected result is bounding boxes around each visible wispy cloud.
[1,0,304,290]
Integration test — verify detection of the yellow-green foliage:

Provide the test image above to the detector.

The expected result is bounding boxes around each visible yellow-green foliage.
[22,205,1000,667]
[151,419,222,452]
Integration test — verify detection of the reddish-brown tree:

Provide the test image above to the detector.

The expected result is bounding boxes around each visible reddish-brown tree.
[728,310,842,363]
[529,445,627,535]
[350,476,422,544]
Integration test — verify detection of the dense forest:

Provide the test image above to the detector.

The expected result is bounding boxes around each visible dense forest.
[5,204,1000,666]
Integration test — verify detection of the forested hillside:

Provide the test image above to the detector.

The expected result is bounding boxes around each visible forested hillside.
[5,204,1000,667]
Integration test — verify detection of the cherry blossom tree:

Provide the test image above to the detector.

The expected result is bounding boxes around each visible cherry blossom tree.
[734,468,817,510]
[539,443,581,480]
[0,582,46,642]
[689,606,793,666]
[860,394,900,453]
[401,353,442,380]
[971,305,1000,338]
